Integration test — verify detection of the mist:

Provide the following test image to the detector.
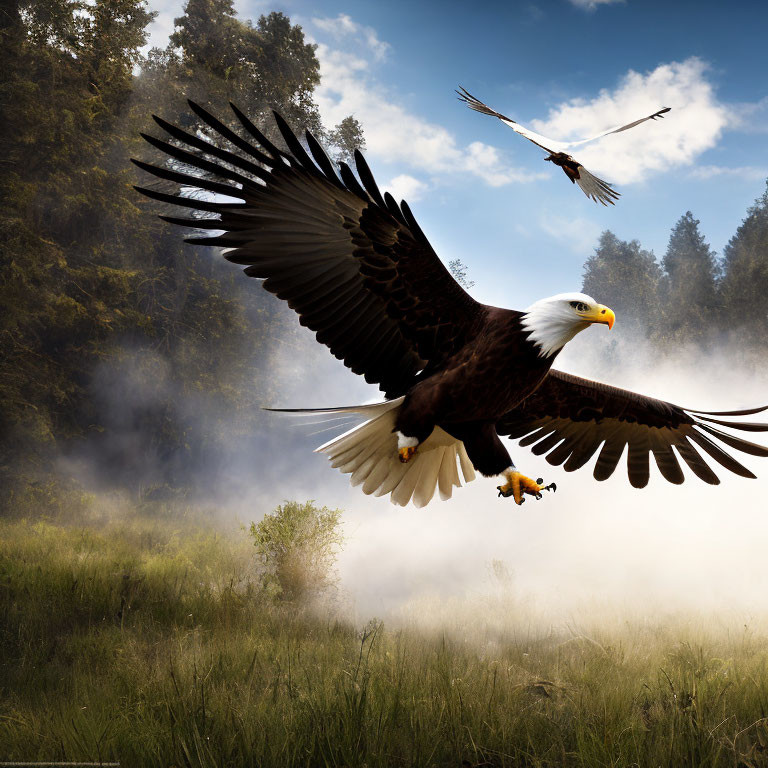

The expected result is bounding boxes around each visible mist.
[50,258,768,630]
[329,325,768,626]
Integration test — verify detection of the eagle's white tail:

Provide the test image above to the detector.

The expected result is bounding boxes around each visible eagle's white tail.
[309,398,477,507]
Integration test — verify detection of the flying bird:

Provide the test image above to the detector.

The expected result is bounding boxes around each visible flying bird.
[133,102,768,507]
[457,86,671,205]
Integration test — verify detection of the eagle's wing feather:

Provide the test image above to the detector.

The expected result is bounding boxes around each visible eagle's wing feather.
[563,107,672,149]
[497,370,768,488]
[573,165,621,206]
[458,87,670,152]
[456,87,562,153]
[133,101,483,399]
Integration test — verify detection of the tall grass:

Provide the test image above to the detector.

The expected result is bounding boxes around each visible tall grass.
[2,514,768,767]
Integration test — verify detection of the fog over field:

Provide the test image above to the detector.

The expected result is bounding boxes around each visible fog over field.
[46,242,766,631]
[186,315,768,626]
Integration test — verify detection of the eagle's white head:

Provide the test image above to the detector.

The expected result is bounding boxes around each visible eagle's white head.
[521,292,615,358]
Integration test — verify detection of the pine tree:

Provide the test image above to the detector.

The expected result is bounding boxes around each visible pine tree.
[660,211,719,345]
[0,0,158,493]
[582,231,662,335]
[328,116,366,163]
[166,6,322,131]
[720,182,768,345]
[1,0,370,506]
[169,0,243,78]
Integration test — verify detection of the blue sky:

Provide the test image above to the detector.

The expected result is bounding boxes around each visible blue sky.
[145,0,768,311]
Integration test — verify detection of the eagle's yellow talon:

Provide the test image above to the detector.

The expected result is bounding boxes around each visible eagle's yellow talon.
[498,470,552,505]
[399,446,417,463]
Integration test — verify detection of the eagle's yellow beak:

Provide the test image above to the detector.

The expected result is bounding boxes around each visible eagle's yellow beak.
[587,304,615,330]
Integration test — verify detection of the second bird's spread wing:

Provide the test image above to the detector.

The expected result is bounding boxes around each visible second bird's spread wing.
[497,370,768,488]
[134,102,483,399]
[457,87,670,152]
[457,87,561,153]
[564,106,671,149]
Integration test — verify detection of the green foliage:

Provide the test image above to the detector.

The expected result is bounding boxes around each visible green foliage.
[165,6,322,131]
[582,230,662,334]
[169,0,244,77]
[1,0,364,501]
[250,500,343,601]
[720,182,768,339]
[1,0,158,491]
[328,115,366,163]
[4,516,768,766]
[581,191,768,361]
[661,211,719,346]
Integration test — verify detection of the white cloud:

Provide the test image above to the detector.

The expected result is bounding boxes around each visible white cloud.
[531,57,730,184]
[312,14,390,61]
[383,174,429,203]
[465,142,537,187]
[568,0,624,10]
[311,42,542,189]
[140,0,180,52]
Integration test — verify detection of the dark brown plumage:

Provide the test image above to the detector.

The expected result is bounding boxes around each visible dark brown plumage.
[133,102,767,505]
[498,371,768,488]
[545,152,620,205]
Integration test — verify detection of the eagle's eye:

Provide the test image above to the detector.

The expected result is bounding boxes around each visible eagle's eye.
[570,301,590,312]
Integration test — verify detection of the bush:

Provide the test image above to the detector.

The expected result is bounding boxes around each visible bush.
[250,500,343,602]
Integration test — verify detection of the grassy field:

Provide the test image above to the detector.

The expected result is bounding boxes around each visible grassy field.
[3,512,768,767]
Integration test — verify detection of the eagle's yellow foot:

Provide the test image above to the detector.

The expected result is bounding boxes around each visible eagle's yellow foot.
[497,470,556,505]
[399,446,418,463]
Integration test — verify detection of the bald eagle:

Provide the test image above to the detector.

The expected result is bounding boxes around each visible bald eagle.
[134,102,767,507]
[457,86,670,206]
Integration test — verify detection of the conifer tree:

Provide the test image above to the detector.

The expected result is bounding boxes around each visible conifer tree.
[166,6,321,130]
[1,0,157,493]
[0,0,364,503]
[328,116,366,163]
[660,211,719,345]
[582,231,662,335]
[720,182,768,344]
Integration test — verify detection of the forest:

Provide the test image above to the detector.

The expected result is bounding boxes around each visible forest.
[1,0,367,512]
[2,0,768,514]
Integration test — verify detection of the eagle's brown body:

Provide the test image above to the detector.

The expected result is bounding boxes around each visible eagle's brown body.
[134,102,768,506]
[547,153,581,182]
[397,309,553,476]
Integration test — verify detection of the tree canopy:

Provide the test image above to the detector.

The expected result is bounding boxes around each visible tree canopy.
[720,183,768,339]
[660,211,719,346]
[581,189,768,361]
[1,0,365,511]
[582,231,661,335]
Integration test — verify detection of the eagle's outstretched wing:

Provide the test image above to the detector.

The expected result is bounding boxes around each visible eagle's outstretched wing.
[457,87,561,153]
[457,87,670,152]
[564,106,671,149]
[133,101,484,399]
[497,370,768,488]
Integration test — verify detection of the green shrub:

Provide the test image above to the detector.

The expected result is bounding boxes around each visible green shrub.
[249,500,343,602]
